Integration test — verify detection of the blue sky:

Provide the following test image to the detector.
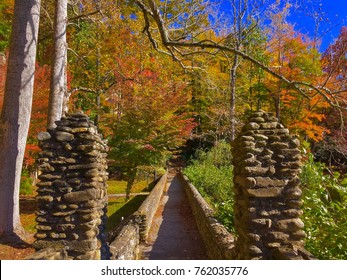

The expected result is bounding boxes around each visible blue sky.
[288,0,347,51]
[218,0,347,52]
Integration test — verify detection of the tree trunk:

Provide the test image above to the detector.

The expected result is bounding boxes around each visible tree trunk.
[47,0,68,129]
[230,54,238,141]
[0,0,41,239]
[125,167,137,202]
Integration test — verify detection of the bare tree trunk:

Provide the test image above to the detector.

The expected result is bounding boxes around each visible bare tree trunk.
[47,0,68,129]
[0,0,41,240]
[230,54,238,141]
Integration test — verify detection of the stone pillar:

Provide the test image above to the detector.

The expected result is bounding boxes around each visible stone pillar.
[33,112,109,260]
[233,110,307,259]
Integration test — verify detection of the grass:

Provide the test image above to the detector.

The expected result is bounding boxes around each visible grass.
[107,180,149,194]
[18,179,153,235]
[20,199,37,233]
[106,179,153,230]
[106,195,148,230]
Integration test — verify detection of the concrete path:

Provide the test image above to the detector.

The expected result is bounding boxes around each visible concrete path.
[141,172,208,260]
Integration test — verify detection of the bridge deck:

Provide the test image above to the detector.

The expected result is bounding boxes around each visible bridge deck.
[141,172,208,260]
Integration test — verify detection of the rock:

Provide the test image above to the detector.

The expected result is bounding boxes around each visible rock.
[38,174,61,181]
[36,225,52,231]
[38,132,52,141]
[247,187,283,198]
[260,122,278,129]
[68,163,99,170]
[250,117,265,123]
[282,209,303,218]
[71,127,89,133]
[254,134,268,141]
[244,166,269,176]
[275,219,304,231]
[55,131,74,142]
[271,142,289,150]
[36,195,54,203]
[241,136,255,141]
[255,177,285,188]
[63,189,101,203]
[34,233,47,239]
[284,186,302,199]
[251,218,272,228]
[246,122,260,130]
[84,169,99,178]
[249,245,262,255]
[268,231,290,243]
[52,210,76,217]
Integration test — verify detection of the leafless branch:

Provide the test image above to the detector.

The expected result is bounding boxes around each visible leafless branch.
[134,0,345,112]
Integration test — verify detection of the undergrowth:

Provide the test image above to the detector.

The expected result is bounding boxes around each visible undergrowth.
[183,141,235,233]
[184,141,347,259]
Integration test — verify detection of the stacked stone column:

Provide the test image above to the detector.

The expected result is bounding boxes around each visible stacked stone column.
[233,110,307,259]
[33,112,109,260]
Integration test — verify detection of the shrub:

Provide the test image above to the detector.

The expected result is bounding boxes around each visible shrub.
[183,141,235,233]
[300,154,347,259]
[20,169,34,196]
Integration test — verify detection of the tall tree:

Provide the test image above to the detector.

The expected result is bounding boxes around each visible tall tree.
[0,0,41,240]
[47,0,68,128]
[224,0,266,140]
[134,0,342,117]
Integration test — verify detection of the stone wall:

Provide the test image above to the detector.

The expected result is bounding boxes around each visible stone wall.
[107,173,168,259]
[108,216,141,260]
[31,112,109,260]
[181,173,235,259]
[233,110,314,260]
[136,172,168,241]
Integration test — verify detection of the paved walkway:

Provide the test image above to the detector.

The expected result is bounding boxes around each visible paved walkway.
[141,172,208,260]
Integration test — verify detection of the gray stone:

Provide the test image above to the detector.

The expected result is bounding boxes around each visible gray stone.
[36,225,52,231]
[249,245,262,254]
[251,219,272,228]
[260,122,278,129]
[71,127,89,133]
[63,189,101,203]
[241,136,255,141]
[250,117,265,123]
[52,210,76,217]
[284,186,302,199]
[246,122,260,130]
[68,163,99,170]
[271,142,289,150]
[38,132,52,141]
[36,195,54,203]
[255,177,285,188]
[276,219,304,231]
[247,187,282,198]
[244,166,269,176]
[55,131,74,142]
[282,209,303,218]
[84,168,99,178]
[38,174,61,181]
[268,231,290,242]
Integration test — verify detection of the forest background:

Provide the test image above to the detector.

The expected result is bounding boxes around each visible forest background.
[0,0,347,259]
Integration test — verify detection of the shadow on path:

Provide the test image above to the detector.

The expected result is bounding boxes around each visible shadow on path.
[141,173,208,260]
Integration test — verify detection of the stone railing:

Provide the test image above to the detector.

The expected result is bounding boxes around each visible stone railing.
[29,112,109,260]
[107,173,168,259]
[136,172,168,241]
[181,173,236,259]
[108,215,141,260]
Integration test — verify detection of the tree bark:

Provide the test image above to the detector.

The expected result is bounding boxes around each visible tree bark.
[0,0,41,239]
[230,54,238,141]
[47,0,68,129]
